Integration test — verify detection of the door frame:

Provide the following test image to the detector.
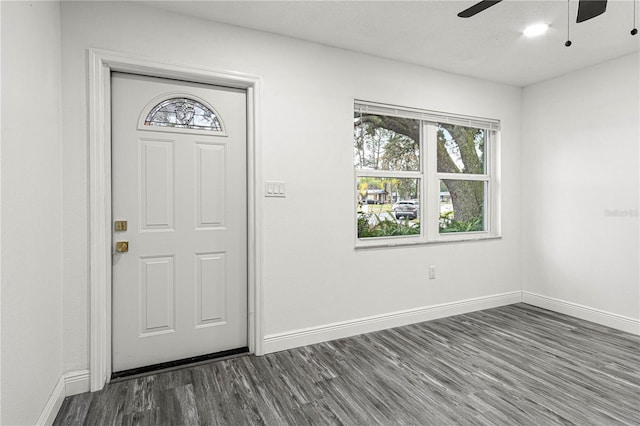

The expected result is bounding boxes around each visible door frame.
[88,49,263,392]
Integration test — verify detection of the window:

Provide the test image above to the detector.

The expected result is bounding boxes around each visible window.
[144,97,223,132]
[354,101,500,247]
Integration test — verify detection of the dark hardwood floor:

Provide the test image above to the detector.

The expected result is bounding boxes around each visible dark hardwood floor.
[55,303,640,425]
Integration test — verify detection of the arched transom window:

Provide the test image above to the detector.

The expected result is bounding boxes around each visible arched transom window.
[144,97,223,132]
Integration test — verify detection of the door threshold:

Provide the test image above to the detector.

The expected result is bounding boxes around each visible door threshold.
[110,346,249,382]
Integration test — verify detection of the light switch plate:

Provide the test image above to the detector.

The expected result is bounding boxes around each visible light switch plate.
[265,181,286,197]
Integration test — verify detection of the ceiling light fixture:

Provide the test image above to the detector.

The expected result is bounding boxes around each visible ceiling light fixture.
[565,0,573,47]
[523,23,549,37]
[632,0,638,35]
[462,0,636,46]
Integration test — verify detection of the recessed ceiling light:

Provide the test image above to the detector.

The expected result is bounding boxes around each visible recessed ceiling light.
[523,23,549,38]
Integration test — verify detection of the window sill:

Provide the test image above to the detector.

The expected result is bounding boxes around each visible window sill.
[355,234,502,250]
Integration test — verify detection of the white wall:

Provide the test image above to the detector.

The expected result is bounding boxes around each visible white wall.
[1,4,3,421]
[1,0,634,420]
[60,1,522,373]
[522,53,640,322]
[1,1,64,424]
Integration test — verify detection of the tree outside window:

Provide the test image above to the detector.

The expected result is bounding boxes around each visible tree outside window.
[354,102,498,245]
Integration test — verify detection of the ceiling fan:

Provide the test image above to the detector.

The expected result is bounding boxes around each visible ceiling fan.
[457,0,607,23]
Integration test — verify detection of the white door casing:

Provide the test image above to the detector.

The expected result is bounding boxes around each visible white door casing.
[89,49,263,391]
[111,73,248,372]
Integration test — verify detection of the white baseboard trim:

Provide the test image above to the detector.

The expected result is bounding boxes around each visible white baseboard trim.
[522,291,640,335]
[263,291,522,354]
[64,369,91,396]
[36,370,91,426]
[36,376,65,426]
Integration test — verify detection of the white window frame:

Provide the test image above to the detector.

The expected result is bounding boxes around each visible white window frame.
[354,100,501,248]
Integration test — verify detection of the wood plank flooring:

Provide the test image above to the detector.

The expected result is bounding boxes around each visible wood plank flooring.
[54,304,640,425]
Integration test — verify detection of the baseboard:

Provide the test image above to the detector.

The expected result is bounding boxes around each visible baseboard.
[36,376,65,426]
[64,369,91,396]
[263,291,522,353]
[522,291,640,335]
[36,370,91,426]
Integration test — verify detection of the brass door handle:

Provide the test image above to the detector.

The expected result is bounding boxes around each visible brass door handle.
[115,241,129,253]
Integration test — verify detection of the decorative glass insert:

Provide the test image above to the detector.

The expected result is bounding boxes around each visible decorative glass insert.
[144,98,222,131]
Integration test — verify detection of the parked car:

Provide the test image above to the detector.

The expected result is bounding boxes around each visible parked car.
[392,200,419,219]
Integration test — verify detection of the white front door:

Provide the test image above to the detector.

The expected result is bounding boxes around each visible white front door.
[111,72,247,373]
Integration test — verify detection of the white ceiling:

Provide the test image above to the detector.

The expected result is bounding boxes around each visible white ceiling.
[145,0,640,86]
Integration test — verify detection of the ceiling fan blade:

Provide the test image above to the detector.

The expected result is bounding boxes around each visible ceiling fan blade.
[576,0,607,23]
[457,0,503,18]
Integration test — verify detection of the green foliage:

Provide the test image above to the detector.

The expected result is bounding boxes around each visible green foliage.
[437,124,485,174]
[357,177,418,204]
[357,213,420,238]
[439,211,483,233]
[354,114,420,171]
[356,114,488,231]
[358,177,384,190]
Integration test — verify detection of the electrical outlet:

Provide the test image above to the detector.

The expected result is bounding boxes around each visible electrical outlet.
[429,266,436,280]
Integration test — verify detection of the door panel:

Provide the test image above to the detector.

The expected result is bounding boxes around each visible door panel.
[196,143,226,228]
[140,255,175,335]
[140,139,174,230]
[111,72,247,372]
[196,252,227,326]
